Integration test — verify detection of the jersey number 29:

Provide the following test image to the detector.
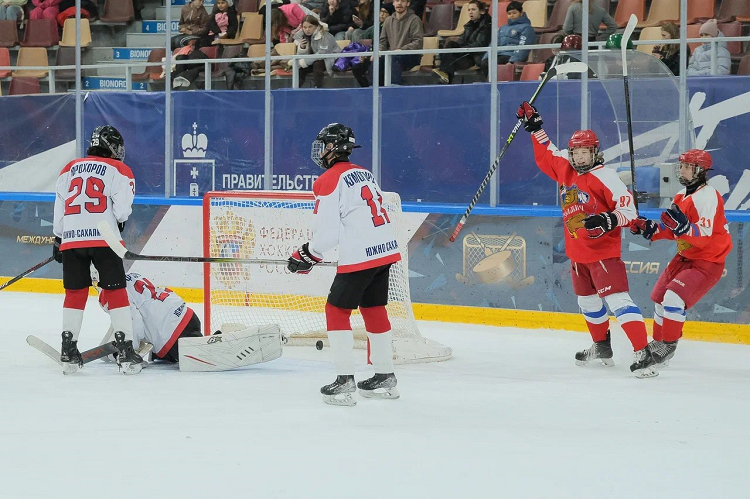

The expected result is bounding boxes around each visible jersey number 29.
[361,185,391,227]
[64,177,107,215]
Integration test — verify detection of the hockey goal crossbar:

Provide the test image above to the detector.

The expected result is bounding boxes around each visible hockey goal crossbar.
[97,221,335,266]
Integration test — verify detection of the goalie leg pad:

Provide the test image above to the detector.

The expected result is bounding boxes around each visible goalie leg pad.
[178,324,284,372]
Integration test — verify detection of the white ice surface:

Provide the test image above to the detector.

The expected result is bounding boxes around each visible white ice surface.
[1,292,749,499]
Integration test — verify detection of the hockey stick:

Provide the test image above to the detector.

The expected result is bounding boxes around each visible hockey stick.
[26,335,119,366]
[621,14,639,212]
[96,221,336,266]
[449,61,589,242]
[0,256,55,292]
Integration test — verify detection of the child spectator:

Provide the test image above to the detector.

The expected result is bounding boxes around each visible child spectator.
[562,0,616,41]
[352,0,423,87]
[198,0,238,48]
[30,0,61,20]
[173,0,210,49]
[271,2,306,43]
[686,19,730,76]
[0,0,26,21]
[480,1,534,78]
[292,15,342,87]
[321,0,355,40]
[432,0,491,84]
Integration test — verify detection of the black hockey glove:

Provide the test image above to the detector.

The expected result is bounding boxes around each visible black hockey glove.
[583,212,618,239]
[630,216,659,240]
[516,101,543,133]
[53,236,62,263]
[660,204,690,236]
[287,242,322,274]
[118,221,126,233]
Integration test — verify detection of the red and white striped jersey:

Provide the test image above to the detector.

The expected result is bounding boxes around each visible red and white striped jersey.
[99,273,195,358]
[309,161,401,273]
[53,156,135,251]
[531,130,637,263]
[652,184,732,264]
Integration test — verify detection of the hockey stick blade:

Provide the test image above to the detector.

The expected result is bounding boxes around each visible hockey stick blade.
[97,221,335,266]
[0,256,55,292]
[621,14,638,79]
[26,335,119,366]
[448,62,589,242]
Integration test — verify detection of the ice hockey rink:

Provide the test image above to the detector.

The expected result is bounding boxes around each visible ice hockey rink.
[1,291,749,499]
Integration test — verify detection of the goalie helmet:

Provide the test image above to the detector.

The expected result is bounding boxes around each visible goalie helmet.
[87,125,125,161]
[311,123,359,169]
[561,34,582,50]
[568,130,603,174]
[676,149,712,187]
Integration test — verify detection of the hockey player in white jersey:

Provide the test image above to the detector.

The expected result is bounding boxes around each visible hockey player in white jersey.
[52,125,143,375]
[288,123,400,406]
[99,272,286,371]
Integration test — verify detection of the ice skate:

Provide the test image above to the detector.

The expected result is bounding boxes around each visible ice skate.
[648,340,677,367]
[60,331,83,375]
[630,347,659,378]
[321,375,356,406]
[575,331,614,367]
[113,331,143,375]
[357,373,399,400]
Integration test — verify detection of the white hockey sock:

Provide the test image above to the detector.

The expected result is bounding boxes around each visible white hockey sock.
[109,306,134,341]
[327,330,354,375]
[367,330,394,374]
[62,308,85,341]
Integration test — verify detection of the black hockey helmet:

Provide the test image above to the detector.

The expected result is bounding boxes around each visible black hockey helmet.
[311,123,359,169]
[87,125,125,161]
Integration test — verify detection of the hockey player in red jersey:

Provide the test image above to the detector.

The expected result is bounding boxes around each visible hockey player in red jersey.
[630,149,732,365]
[52,125,143,375]
[517,102,658,378]
[288,123,401,405]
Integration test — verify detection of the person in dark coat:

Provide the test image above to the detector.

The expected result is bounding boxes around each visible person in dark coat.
[432,0,491,84]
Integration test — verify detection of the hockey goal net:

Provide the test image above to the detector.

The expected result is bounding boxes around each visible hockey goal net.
[202,190,452,364]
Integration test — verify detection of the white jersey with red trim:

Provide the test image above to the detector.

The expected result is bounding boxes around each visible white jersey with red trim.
[309,161,401,273]
[99,273,195,358]
[53,156,135,251]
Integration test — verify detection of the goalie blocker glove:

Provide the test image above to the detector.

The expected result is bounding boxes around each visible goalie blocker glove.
[516,101,543,133]
[288,242,322,274]
[583,212,618,239]
[661,204,690,236]
[630,216,659,240]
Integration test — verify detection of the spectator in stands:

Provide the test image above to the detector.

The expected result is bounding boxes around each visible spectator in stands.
[409,0,425,20]
[172,39,211,89]
[352,0,423,87]
[173,0,210,50]
[686,19,730,77]
[0,0,27,22]
[652,22,688,76]
[321,0,355,40]
[352,2,393,41]
[292,15,342,87]
[57,0,98,26]
[29,0,61,20]
[344,0,374,43]
[271,3,306,44]
[198,0,238,48]
[432,0,491,84]
[542,34,568,73]
[480,1,534,78]
[562,0,617,42]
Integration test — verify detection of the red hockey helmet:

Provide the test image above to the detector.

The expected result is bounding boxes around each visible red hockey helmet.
[568,130,602,173]
[561,34,583,51]
[677,149,712,186]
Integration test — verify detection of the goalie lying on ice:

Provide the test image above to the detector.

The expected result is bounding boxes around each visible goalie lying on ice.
[98,272,284,371]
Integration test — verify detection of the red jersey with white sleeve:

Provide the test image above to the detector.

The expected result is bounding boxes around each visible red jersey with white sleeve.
[531,129,637,264]
[53,156,135,251]
[309,161,401,273]
[652,184,732,264]
[99,273,195,358]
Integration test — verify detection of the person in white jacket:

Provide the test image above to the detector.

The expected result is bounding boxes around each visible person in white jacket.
[687,19,730,76]
[292,15,341,87]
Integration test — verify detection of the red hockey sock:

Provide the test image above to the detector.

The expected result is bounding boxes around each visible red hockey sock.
[652,321,663,342]
[621,321,648,351]
[584,319,610,343]
[661,318,684,343]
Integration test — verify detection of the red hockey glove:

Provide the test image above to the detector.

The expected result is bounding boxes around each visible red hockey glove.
[288,242,322,274]
[516,101,543,133]
[630,216,659,240]
[583,212,618,239]
[660,204,690,236]
[53,236,62,263]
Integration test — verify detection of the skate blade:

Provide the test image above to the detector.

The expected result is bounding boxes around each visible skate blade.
[360,387,400,400]
[119,362,143,375]
[322,393,356,407]
[575,358,615,367]
[62,362,80,375]
[634,366,659,378]
[658,359,670,368]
